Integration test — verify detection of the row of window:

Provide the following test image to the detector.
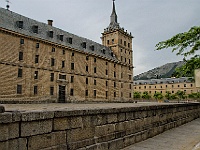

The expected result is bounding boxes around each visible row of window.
[107,39,131,48]
[18,68,132,82]
[17,85,132,98]
[135,84,193,89]
[19,37,111,56]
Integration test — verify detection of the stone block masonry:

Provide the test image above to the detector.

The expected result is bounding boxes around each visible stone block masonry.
[0,103,200,150]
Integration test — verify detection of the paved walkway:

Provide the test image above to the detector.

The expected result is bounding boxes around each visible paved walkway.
[122,118,200,150]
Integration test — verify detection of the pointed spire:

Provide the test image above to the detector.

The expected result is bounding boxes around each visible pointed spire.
[110,0,117,23]
[107,0,120,30]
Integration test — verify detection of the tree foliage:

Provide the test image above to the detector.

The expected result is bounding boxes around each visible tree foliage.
[172,55,200,77]
[156,26,200,78]
[133,92,141,99]
[153,92,163,100]
[156,26,200,57]
[141,91,151,99]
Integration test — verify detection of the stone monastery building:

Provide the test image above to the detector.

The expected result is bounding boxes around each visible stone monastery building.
[0,1,134,103]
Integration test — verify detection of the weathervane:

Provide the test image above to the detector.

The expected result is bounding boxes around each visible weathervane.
[6,0,11,10]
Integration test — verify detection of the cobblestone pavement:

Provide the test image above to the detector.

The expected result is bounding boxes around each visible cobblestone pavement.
[3,102,175,112]
[122,118,200,150]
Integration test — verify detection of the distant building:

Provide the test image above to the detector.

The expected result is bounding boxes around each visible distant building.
[134,77,198,96]
[0,1,133,103]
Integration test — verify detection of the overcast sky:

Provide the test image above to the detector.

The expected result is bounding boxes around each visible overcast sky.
[1,0,200,75]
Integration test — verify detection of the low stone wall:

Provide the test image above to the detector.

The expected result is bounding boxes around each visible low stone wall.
[0,103,200,150]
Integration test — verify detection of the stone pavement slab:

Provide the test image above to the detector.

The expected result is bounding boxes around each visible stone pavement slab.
[122,118,200,150]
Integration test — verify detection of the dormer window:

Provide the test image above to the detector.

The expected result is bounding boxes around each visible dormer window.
[67,37,73,44]
[111,52,114,57]
[32,25,38,34]
[17,21,23,29]
[82,42,86,49]
[102,49,106,54]
[90,45,94,51]
[49,31,53,38]
[59,35,64,41]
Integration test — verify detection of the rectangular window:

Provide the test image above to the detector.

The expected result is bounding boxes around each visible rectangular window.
[86,56,89,60]
[94,90,96,97]
[114,92,116,97]
[106,81,108,87]
[121,83,123,88]
[85,90,88,97]
[86,66,89,72]
[34,71,38,79]
[20,39,24,44]
[51,58,55,66]
[70,89,74,96]
[121,56,123,61]
[49,31,53,38]
[94,58,96,62]
[112,39,114,44]
[34,86,38,95]
[18,21,23,29]
[106,62,108,65]
[62,50,65,55]
[94,79,96,85]
[106,91,108,98]
[184,84,186,87]
[17,85,22,94]
[90,45,94,51]
[59,74,66,80]
[114,82,116,88]
[62,61,65,68]
[86,78,88,84]
[129,93,132,98]
[19,52,23,61]
[191,84,193,87]
[82,42,86,49]
[121,92,123,97]
[114,72,116,77]
[94,67,97,73]
[35,55,39,63]
[36,43,40,48]
[68,37,73,44]
[72,52,74,56]
[106,69,108,75]
[59,35,64,41]
[124,41,126,46]
[50,73,54,82]
[50,87,54,95]
[128,43,130,48]
[129,75,131,80]
[52,47,55,52]
[71,63,74,70]
[18,68,23,77]
[33,25,38,34]
[129,84,132,89]
[71,76,74,83]
[107,40,109,44]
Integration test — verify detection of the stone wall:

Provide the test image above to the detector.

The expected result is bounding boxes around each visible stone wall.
[0,103,200,150]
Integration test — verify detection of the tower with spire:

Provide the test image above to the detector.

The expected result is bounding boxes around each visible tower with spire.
[101,0,134,99]
[102,0,133,66]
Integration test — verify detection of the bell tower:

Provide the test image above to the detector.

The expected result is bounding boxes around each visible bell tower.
[101,0,133,66]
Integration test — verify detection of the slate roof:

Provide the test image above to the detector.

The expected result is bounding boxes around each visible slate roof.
[134,77,193,85]
[0,7,118,61]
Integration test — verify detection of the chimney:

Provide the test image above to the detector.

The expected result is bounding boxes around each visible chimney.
[48,20,53,26]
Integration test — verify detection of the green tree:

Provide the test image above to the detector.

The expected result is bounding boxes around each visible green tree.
[156,26,200,77]
[133,92,141,99]
[153,92,163,101]
[165,91,172,100]
[176,90,186,102]
[171,94,177,100]
[142,91,151,100]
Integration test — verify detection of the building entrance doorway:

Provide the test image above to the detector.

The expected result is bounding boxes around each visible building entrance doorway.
[58,85,66,103]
